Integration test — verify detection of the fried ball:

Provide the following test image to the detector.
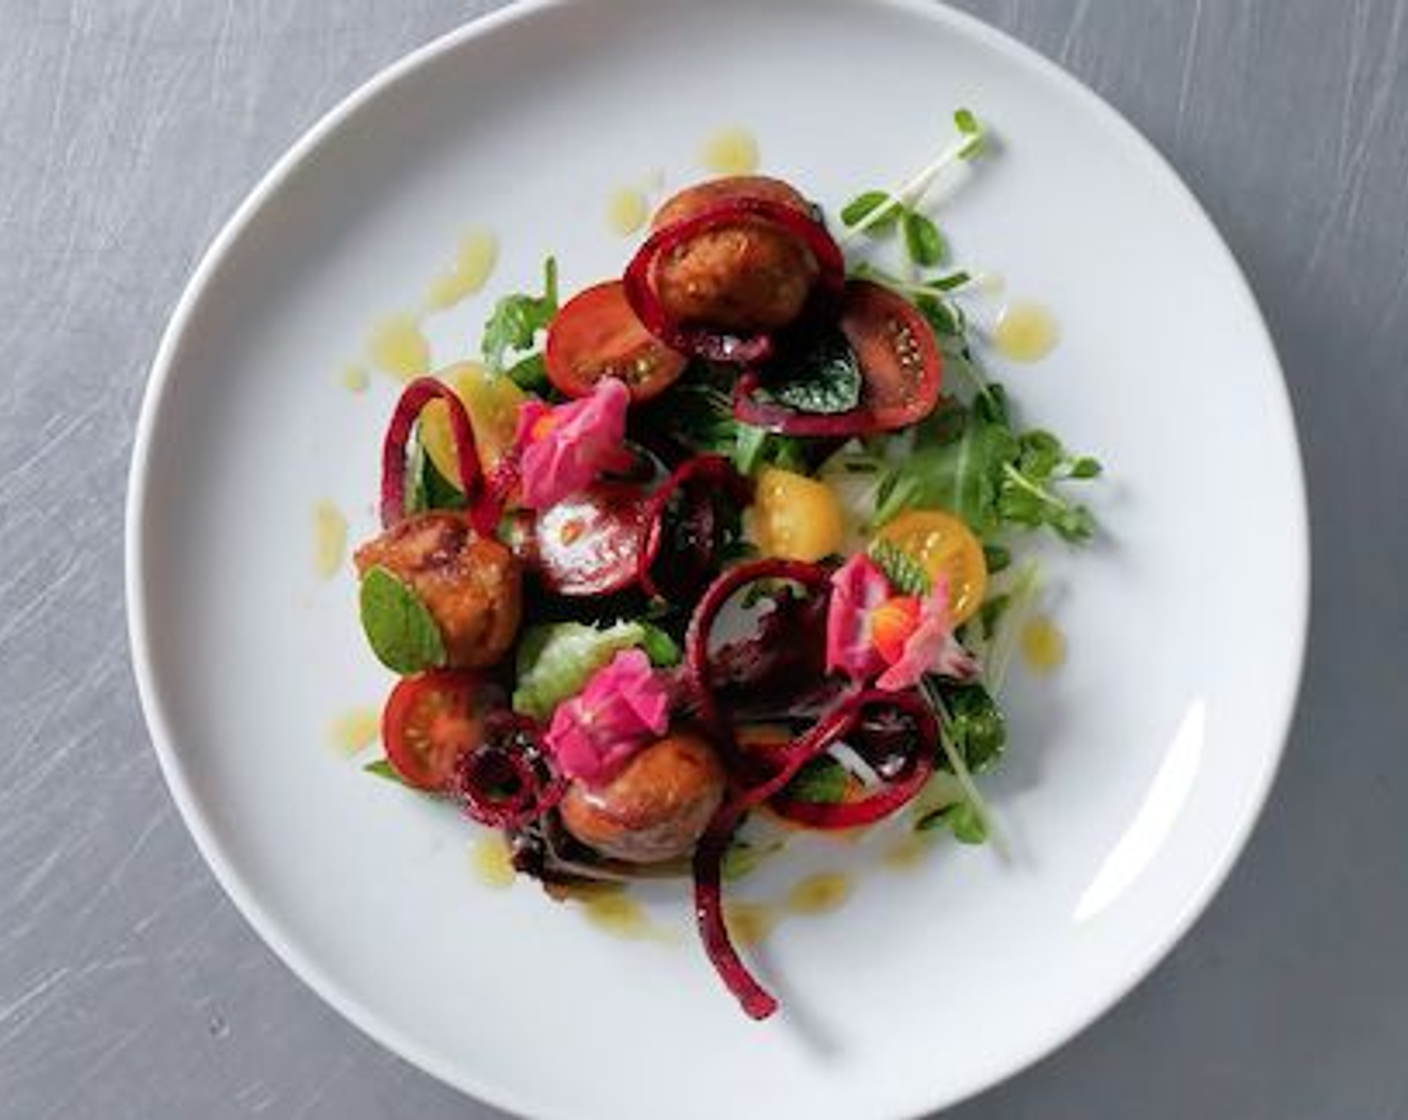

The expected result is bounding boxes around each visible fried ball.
[650,175,819,334]
[354,511,521,669]
[559,730,727,864]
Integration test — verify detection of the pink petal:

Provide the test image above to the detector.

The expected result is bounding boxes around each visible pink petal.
[825,553,893,681]
[544,648,671,785]
[875,575,979,691]
[517,380,631,509]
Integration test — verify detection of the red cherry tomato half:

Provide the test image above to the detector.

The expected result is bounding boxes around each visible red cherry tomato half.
[381,670,489,791]
[545,280,688,402]
[840,280,942,430]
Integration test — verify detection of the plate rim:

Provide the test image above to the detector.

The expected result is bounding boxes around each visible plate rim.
[124,0,1310,1115]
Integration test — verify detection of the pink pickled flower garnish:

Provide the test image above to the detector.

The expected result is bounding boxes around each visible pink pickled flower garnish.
[516,378,631,509]
[545,648,670,785]
[875,574,979,691]
[826,553,979,691]
[825,553,892,681]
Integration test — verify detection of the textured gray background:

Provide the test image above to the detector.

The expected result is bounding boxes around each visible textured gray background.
[1,0,1405,1117]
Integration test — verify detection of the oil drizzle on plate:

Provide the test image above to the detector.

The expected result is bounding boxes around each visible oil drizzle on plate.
[785,871,853,916]
[368,313,431,382]
[606,186,649,236]
[1021,614,1067,674]
[339,363,369,393]
[993,301,1059,362]
[470,834,516,890]
[883,832,939,870]
[327,705,379,756]
[701,127,759,175]
[558,883,672,942]
[311,500,347,579]
[724,900,781,947]
[425,228,498,312]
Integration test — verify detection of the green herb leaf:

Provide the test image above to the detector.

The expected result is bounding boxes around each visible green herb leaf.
[937,682,1007,773]
[982,543,1012,574]
[363,759,408,786]
[954,107,985,160]
[840,190,901,232]
[976,592,1013,642]
[782,756,849,804]
[482,257,558,376]
[764,329,863,415]
[359,566,447,674]
[722,839,784,882]
[733,422,770,474]
[1069,456,1103,479]
[407,441,468,515]
[902,211,945,267]
[512,620,645,721]
[914,798,987,843]
[868,537,933,598]
[637,622,682,667]
[504,352,549,393]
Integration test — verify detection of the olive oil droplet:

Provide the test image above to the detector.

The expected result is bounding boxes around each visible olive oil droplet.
[606,186,649,236]
[724,901,781,947]
[993,301,1059,363]
[470,834,516,889]
[327,706,379,756]
[785,872,853,916]
[339,364,370,393]
[425,229,498,311]
[701,127,759,175]
[312,500,347,579]
[1021,614,1067,674]
[368,313,431,382]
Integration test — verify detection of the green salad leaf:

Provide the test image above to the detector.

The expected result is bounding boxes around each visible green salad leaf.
[935,681,1006,773]
[916,799,987,844]
[359,566,446,675]
[511,619,680,722]
[781,755,849,804]
[363,759,408,786]
[840,189,902,233]
[406,441,467,516]
[902,210,945,267]
[763,329,862,415]
[482,257,558,390]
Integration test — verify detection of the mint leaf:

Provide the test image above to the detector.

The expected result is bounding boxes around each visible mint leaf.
[782,756,849,804]
[359,566,446,674]
[764,329,862,415]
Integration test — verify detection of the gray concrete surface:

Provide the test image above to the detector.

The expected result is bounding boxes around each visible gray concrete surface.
[2,1,1406,1116]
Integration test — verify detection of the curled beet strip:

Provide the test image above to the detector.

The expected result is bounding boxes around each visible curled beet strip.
[690,692,865,1021]
[732,372,879,437]
[380,378,481,528]
[685,558,832,755]
[769,690,938,829]
[452,713,564,830]
[637,454,751,601]
[623,198,846,364]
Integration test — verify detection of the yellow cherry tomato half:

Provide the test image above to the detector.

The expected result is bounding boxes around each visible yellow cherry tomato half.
[750,468,845,562]
[420,361,526,484]
[875,509,987,626]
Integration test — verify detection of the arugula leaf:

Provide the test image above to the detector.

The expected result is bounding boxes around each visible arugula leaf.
[482,257,558,387]
[363,759,408,786]
[902,210,945,267]
[916,799,987,843]
[936,681,1006,773]
[869,537,932,598]
[782,756,849,804]
[763,329,862,415]
[359,566,446,674]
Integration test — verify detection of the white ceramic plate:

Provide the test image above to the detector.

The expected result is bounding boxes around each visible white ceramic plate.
[126,1,1308,1116]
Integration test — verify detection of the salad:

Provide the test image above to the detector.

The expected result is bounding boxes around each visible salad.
[351,113,1101,1020]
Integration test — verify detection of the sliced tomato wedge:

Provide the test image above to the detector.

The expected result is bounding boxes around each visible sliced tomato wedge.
[545,280,688,402]
[840,280,942,430]
[381,670,489,790]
